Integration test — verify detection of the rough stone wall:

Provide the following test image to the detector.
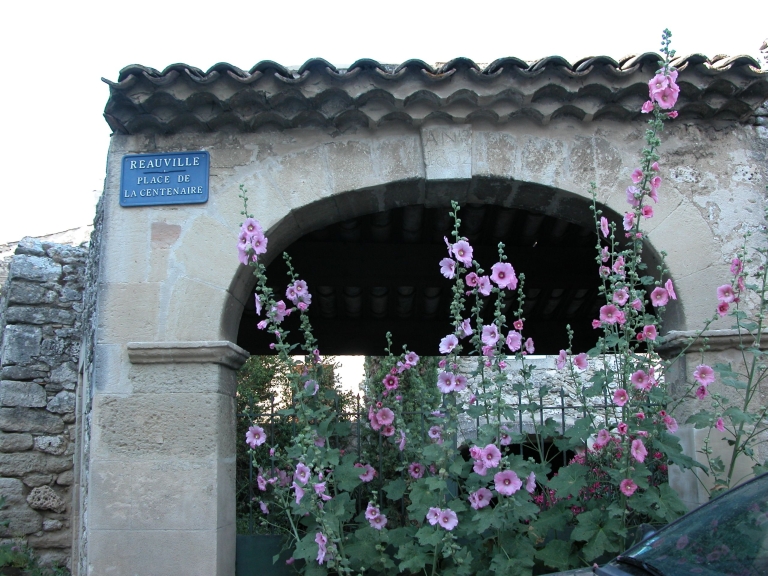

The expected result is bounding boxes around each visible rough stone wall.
[0,236,89,569]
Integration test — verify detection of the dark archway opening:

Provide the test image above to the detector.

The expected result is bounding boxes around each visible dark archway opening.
[236,200,630,356]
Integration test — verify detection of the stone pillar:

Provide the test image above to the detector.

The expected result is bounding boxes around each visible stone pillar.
[661,329,766,509]
[85,341,247,576]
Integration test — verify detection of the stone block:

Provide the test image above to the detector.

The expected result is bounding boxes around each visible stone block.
[128,363,235,395]
[0,478,42,537]
[172,215,236,292]
[50,363,77,390]
[1,325,42,365]
[97,282,161,342]
[0,365,47,380]
[5,306,77,326]
[0,407,65,434]
[0,381,47,408]
[9,255,62,283]
[0,452,71,476]
[56,470,73,485]
[26,485,66,513]
[27,527,71,548]
[23,473,55,487]
[46,391,76,414]
[165,279,229,341]
[42,519,63,531]
[8,281,52,305]
[422,126,471,180]
[0,432,33,452]
[34,435,67,455]
[15,237,45,257]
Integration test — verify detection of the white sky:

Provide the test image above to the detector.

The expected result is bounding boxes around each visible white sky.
[0,0,765,244]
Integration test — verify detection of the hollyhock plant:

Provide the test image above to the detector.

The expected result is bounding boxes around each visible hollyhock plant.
[451,239,473,266]
[631,439,648,463]
[650,287,669,307]
[438,508,459,530]
[494,470,523,496]
[613,389,629,407]
[620,478,638,497]
[439,334,459,354]
[693,364,715,386]
[491,262,517,289]
[408,462,425,479]
[469,487,493,510]
[439,257,456,279]
[358,464,376,482]
[246,425,266,448]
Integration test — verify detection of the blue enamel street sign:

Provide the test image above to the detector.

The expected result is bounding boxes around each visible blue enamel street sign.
[120,151,209,207]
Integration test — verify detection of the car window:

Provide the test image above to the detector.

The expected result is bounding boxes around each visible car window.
[624,474,768,576]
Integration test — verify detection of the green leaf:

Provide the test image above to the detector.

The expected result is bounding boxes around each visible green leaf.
[686,411,714,429]
[535,540,574,572]
[334,454,363,491]
[571,510,624,561]
[653,432,707,471]
[724,406,753,424]
[383,478,407,501]
[547,464,588,498]
[415,525,443,547]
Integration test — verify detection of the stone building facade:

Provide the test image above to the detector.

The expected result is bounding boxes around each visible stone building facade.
[0,51,766,574]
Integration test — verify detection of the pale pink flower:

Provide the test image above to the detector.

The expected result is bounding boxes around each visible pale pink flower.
[601,246,610,263]
[649,187,659,203]
[663,415,678,433]
[439,334,459,354]
[731,258,743,275]
[314,482,332,501]
[293,482,305,504]
[718,301,730,317]
[381,424,395,437]
[494,470,522,496]
[365,502,381,520]
[641,100,654,113]
[437,371,456,393]
[259,501,269,514]
[315,532,327,565]
[506,331,522,352]
[599,304,621,324]
[556,350,567,370]
[599,266,611,279]
[358,464,376,482]
[665,279,677,300]
[626,186,641,207]
[573,353,588,371]
[650,175,662,191]
[477,275,492,296]
[717,284,735,303]
[376,408,394,425]
[405,351,419,366]
[695,385,708,400]
[242,217,263,239]
[643,325,657,341]
[304,379,319,395]
[716,417,725,432]
[294,463,311,485]
[439,258,456,279]
[428,426,443,443]
[254,294,262,316]
[693,364,715,386]
[465,272,479,287]
[525,338,535,355]
[631,370,651,391]
[473,459,487,476]
[481,324,500,346]
[382,374,399,390]
[257,475,267,491]
[525,472,536,493]
[650,288,669,307]
[623,212,635,231]
[482,444,502,469]
[246,425,266,448]
[460,319,473,337]
[655,86,678,109]
[631,439,647,463]
[438,509,459,530]
[451,240,474,266]
[635,412,645,420]
[409,462,425,479]
[613,288,629,306]
[271,300,290,323]
[592,319,602,329]
[491,262,517,290]
[500,427,512,445]
[398,430,407,451]
[613,389,629,407]
[649,73,669,97]
[620,478,638,497]
[600,217,609,238]
[469,487,493,509]
[426,507,441,525]
[596,429,611,445]
[613,256,625,277]
[642,205,654,219]
[454,374,467,391]
[631,299,643,311]
[651,162,660,171]
[370,513,387,529]
[631,168,643,183]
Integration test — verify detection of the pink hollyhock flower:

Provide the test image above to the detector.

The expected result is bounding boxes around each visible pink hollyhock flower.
[405,351,419,366]
[631,168,643,183]
[365,502,380,520]
[259,501,269,514]
[465,272,479,287]
[613,256,626,276]
[477,275,492,296]
[592,319,602,329]
[631,439,647,463]
[635,412,645,420]
[717,284,735,303]
[482,444,502,468]
[494,470,522,496]
[663,415,678,433]
[381,425,395,437]
[642,205,654,219]
[615,310,627,325]
[574,353,588,371]
[439,334,459,354]
[246,425,266,448]
[439,258,456,279]
[314,482,332,501]
[500,427,512,445]
[651,162,660,171]
[626,186,641,207]
[451,240,474,266]
[665,279,677,300]
[513,319,524,330]
[370,513,387,529]
[641,100,654,113]
[631,299,643,311]
[556,350,567,370]
[717,301,730,317]
[460,318,473,337]
[643,325,657,341]
[398,430,407,451]
[506,331,522,352]
[272,300,290,323]
[613,389,629,407]
[617,422,628,435]
[257,475,267,491]
[716,417,725,432]
[650,288,669,307]
[599,266,611,279]
[250,231,268,255]
[613,288,629,306]
[596,429,611,445]
[454,374,467,391]
[382,374,399,390]
[409,462,425,479]
[482,324,500,346]
[620,478,638,497]
[293,482,305,504]
[631,370,651,391]
[525,338,535,355]
[525,472,536,493]
[731,258,743,275]
[623,212,635,231]
[599,304,621,324]
[667,110,678,119]
[473,459,487,476]
[368,406,381,431]
[491,262,518,290]
[376,408,395,425]
[294,463,311,485]
[428,426,443,443]
[649,73,669,97]
[655,87,678,109]
[426,507,441,525]
[650,175,662,191]
[600,217,610,238]
[438,509,459,530]
[649,187,659,203]
[601,246,610,262]
[314,435,326,448]
[254,294,262,316]
[315,533,327,565]
[437,371,456,393]
[469,487,493,510]
[358,464,376,482]
[694,364,715,386]
[469,446,483,460]
[695,385,708,400]
[241,217,263,239]
[304,379,319,395]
